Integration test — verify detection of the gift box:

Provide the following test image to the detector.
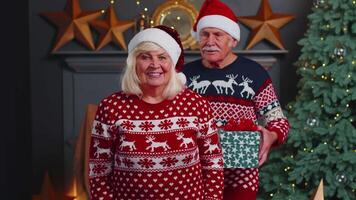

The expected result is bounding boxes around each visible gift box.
[218,118,260,168]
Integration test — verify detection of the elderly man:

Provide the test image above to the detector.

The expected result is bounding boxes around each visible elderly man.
[182,0,290,199]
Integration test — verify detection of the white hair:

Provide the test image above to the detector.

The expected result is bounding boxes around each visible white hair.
[121,42,184,99]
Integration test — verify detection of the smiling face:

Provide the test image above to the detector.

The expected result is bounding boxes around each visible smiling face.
[135,48,173,94]
[199,27,237,66]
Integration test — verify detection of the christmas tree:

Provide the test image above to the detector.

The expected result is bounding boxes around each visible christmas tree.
[258,0,356,199]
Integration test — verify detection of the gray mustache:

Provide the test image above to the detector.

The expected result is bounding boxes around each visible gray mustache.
[202,46,220,51]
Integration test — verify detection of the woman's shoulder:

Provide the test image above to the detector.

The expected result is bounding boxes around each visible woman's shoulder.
[98,91,134,107]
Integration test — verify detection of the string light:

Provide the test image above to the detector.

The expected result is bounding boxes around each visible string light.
[101,9,105,13]
[347,74,351,79]
[320,37,324,41]
[110,0,115,4]
[144,7,148,12]
[322,63,326,67]
[136,1,140,5]
[346,104,350,107]
[346,89,350,93]
[270,193,274,197]
[352,60,355,65]
[324,142,327,145]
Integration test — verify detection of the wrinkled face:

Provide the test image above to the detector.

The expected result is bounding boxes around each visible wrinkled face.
[136,48,172,92]
[199,27,237,64]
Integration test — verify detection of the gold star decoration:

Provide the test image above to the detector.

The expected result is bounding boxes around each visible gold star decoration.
[90,5,135,51]
[238,0,294,50]
[32,171,76,200]
[41,0,103,51]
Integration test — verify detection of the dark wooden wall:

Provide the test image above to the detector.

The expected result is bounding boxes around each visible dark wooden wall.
[1,0,31,199]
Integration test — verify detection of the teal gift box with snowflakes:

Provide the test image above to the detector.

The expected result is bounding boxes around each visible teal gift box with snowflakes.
[218,119,260,168]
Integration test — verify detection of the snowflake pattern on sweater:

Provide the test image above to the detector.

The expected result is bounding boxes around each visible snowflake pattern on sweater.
[183,56,290,192]
[88,89,224,200]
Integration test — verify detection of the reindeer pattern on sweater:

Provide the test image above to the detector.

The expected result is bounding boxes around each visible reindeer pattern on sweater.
[183,56,290,192]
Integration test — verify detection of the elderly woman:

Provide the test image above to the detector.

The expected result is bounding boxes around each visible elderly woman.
[88,26,224,200]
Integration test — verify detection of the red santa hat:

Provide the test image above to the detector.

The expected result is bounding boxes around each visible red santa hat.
[193,0,240,41]
[128,25,186,84]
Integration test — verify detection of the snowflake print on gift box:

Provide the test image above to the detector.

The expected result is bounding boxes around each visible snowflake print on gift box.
[138,158,156,169]
[122,158,134,167]
[139,121,155,131]
[158,119,173,130]
[121,120,135,130]
[160,157,178,167]
[176,118,189,127]
[93,164,107,174]
[95,123,104,135]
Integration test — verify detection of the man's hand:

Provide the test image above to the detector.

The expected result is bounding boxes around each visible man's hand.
[257,125,278,167]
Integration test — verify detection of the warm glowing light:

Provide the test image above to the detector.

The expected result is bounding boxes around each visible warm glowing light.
[101,10,105,13]
[144,7,148,11]
[136,1,140,5]
[110,0,114,4]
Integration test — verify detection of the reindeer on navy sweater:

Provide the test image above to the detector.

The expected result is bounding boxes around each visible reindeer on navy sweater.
[183,56,289,192]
